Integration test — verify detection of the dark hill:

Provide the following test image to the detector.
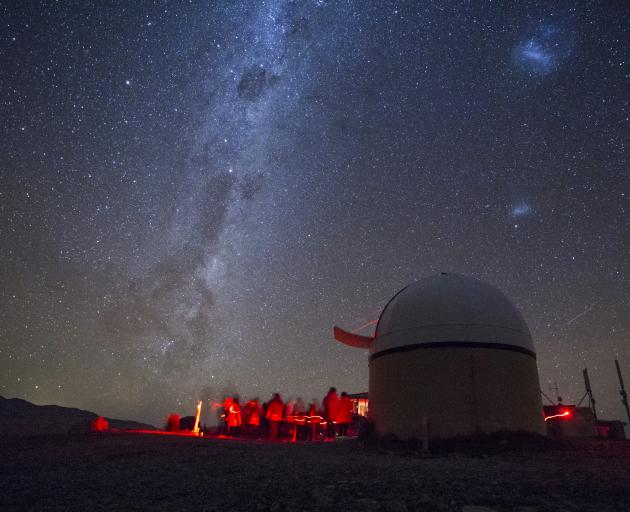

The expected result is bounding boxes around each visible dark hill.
[0,396,156,438]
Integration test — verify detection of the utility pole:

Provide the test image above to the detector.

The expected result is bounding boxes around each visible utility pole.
[615,359,630,425]
[582,368,597,421]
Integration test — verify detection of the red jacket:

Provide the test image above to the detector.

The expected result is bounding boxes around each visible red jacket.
[245,400,260,426]
[227,402,241,427]
[338,396,353,424]
[323,391,339,421]
[266,398,284,422]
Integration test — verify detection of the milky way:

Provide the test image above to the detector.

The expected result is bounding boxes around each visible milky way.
[1,1,629,426]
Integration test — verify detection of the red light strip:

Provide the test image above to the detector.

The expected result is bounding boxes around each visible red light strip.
[544,411,571,422]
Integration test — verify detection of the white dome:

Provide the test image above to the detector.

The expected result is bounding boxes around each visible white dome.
[371,273,534,357]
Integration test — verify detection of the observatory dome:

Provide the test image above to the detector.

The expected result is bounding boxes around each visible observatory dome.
[371,273,534,358]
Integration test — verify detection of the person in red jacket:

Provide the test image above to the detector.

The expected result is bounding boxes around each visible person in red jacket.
[243,399,261,438]
[337,392,353,437]
[220,397,233,436]
[266,393,284,441]
[323,387,339,439]
[226,397,242,436]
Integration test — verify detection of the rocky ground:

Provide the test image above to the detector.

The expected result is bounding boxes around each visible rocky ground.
[1,433,629,512]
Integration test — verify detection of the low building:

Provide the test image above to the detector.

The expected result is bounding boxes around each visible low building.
[595,420,627,440]
[543,405,627,440]
[543,405,596,438]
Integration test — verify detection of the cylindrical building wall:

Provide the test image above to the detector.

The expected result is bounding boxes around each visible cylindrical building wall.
[369,346,545,439]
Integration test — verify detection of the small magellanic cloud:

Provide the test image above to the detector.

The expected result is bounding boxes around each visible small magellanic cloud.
[511,202,532,218]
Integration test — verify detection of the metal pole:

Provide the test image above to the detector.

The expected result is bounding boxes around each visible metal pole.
[421,416,429,452]
[615,360,630,425]
[540,390,556,405]
[582,368,597,422]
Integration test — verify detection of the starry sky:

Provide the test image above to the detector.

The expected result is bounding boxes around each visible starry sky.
[1,1,628,427]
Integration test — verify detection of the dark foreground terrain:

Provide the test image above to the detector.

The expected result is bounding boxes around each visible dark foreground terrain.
[1,433,629,512]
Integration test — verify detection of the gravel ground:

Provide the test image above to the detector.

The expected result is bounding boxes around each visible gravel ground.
[1,433,629,512]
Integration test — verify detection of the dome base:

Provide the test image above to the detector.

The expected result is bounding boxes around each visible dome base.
[369,346,545,440]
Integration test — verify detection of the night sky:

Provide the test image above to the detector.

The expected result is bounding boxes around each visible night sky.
[1,1,628,427]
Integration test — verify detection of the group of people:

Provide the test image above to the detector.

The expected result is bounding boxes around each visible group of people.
[218,387,354,441]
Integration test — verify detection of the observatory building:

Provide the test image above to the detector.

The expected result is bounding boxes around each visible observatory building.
[334,273,545,440]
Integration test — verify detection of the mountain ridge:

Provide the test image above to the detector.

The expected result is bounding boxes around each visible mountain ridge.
[0,396,156,437]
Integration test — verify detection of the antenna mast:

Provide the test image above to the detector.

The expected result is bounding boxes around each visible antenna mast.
[577,368,597,421]
[551,382,562,404]
[615,359,630,424]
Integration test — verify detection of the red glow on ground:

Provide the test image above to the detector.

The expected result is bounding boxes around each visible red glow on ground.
[122,430,312,443]
[126,429,203,437]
